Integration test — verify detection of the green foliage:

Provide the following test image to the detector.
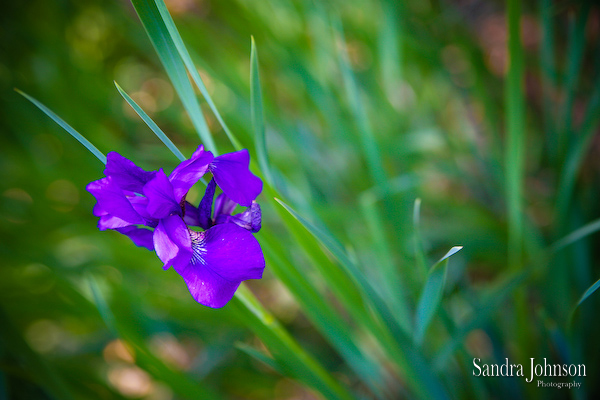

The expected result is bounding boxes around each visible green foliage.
[2,0,599,399]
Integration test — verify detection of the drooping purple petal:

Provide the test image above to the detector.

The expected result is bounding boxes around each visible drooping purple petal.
[87,177,145,227]
[116,226,155,250]
[143,169,181,219]
[169,145,214,202]
[209,149,262,207]
[197,178,216,230]
[188,223,265,282]
[174,261,241,308]
[153,215,192,271]
[128,195,158,227]
[98,215,133,230]
[104,152,155,193]
[215,201,262,233]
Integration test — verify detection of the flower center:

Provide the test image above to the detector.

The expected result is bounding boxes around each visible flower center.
[189,230,207,266]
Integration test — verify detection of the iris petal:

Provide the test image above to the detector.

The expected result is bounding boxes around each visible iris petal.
[174,261,241,308]
[189,223,265,282]
[104,152,155,193]
[169,145,213,202]
[209,150,262,207]
[144,169,181,219]
[183,202,201,227]
[215,201,262,233]
[87,177,145,226]
[197,178,216,229]
[153,215,192,271]
[116,226,155,250]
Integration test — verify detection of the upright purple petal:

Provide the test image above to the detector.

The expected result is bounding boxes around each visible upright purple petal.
[175,261,241,308]
[153,215,192,271]
[169,145,214,202]
[104,152,155,193]
[87,177,145,227]
[209,150,262,207]
[143,169,181,219]
[188,223,265,282]
[115,226,155,250]
[183,202,201,227]
[213,193,237,218]
[197,178,217,229]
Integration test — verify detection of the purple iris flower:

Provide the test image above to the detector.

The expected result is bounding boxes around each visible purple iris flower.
[86,145,265,308]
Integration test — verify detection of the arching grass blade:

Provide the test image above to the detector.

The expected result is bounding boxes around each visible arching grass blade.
[16,89,106,165]
[414,246,463,345]
[250,37,272,184]
[130,0,216,154]
[115,81,186,162]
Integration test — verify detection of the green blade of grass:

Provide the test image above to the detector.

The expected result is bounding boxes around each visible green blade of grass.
[378,0,403,103]
[250,37,273,184]
[554,75,600,225]
[505,0,531,363]
[16,89,107,164]
[359,193,412,334]
[259,233,388,399]
[152,0,242,150]
[414,246,463,345]
[114,81,186,162]
[413,198,429,279]
[539,0,558,159]
[551,217,600,252]
[559,2,591,155]
[434,270,529,369]
[333,16,388,192]
[505,0,525,268]
[230,285,356,400]
[574,277,600,309]
[130,0,216,154]
[235,342,283,374]
[274,198,450,400]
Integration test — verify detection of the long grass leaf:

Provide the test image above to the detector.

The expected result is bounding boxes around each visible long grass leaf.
[559,2,590,153]
[259,233,388,399]
[574,277,600,308]
[231,286,356,400]
[130,0,216,153]
[87,274,118,336]
[434,271,529,368]
[539,0,558,158]
[16,89,107,164]
[413,198,429,278]
[250,37,273,184]
[359,193,412,333]
[505,0,525,268]
[274,199,450,400]
[414,247,462,344]
[152,0,242,150]
[114,81,186,162]
[378,0,403,102]
[551,217,600,252]
[235,342,283,373]
[333,16,388,191]
[555,75,600,224]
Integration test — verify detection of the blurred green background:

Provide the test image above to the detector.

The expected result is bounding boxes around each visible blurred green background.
[1,0,599,399]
